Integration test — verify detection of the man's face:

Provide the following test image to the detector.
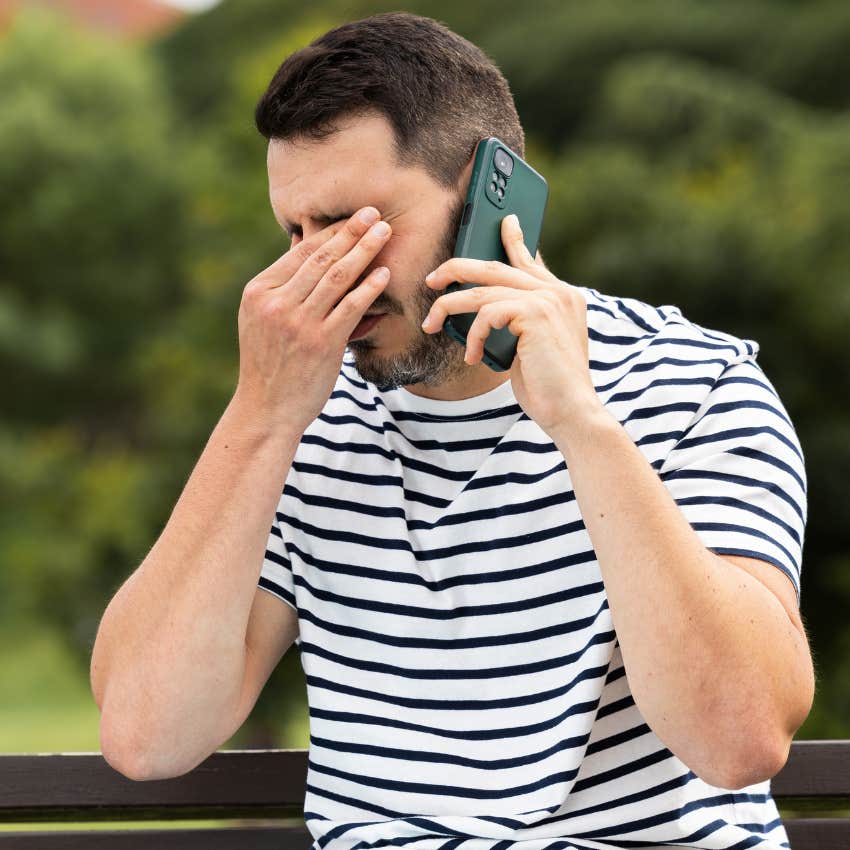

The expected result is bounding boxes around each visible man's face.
[267,112,471,392]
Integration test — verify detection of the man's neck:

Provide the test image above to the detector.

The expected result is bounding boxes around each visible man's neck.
[401,371,511,402]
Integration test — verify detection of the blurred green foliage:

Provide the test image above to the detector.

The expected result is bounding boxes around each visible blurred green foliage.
[1,0,848,748]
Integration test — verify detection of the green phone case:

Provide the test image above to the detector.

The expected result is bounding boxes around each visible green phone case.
[445,137,549,372]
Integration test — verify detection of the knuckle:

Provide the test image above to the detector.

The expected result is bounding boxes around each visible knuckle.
[257,298,284,322]
[242,279,263,303]
[563,286,582,308]
[485,259,502,275]
[312,247,336,269]
[296,240,316,262]
[326,262,349,285]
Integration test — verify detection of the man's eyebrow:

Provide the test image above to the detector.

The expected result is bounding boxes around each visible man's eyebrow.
[281,211,356,235]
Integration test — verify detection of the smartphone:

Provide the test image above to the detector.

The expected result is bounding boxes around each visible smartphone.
[444,136,549,372]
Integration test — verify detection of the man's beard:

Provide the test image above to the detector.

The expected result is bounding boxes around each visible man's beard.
[347,193,469,390]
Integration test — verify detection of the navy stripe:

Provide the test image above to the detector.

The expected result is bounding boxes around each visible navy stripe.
[305,654,613,712]
[284,538,600,596]
[623,401,701,424]
[594,356,729,392]
[279,513,590,561]
[727,446,806,492]
[606,375,716,404]
[682,398,794,433]
[715,374,780,401]
[661,468,804,522]
[709,547,800,604]
[691,521,797,573]
[670,425,804,465]
[676,494,801,544]
[289,577,608,647]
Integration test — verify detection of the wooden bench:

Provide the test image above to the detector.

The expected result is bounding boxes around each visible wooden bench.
[1,740,848,849]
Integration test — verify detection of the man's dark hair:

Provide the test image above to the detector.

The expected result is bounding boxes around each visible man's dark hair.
[254,11,524,190]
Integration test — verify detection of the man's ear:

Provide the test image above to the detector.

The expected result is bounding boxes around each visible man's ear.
[455,147,477,197]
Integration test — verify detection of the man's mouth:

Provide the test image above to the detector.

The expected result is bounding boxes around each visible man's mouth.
[349,313,386,340]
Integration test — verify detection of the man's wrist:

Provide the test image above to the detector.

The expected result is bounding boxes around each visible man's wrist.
[548,398,622,465]
[225,391,305,452]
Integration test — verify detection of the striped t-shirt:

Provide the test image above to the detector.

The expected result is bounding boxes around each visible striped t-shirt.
[259,285,805,850]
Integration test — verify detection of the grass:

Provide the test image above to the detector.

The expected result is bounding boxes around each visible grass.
[0,618,309,753]
[0,620,101,753]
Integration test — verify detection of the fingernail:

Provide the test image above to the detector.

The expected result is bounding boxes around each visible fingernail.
[508,213,519,227]
[360,208,379,224]
[372,221,390,236]
[421,314,431,329]
[425,271,435,282]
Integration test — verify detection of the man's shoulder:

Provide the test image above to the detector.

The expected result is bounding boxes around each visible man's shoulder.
[578,287,775,466]
[580,285,759,373]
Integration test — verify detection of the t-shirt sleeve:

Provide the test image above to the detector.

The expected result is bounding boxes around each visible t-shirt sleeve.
[658,357,806,608]
[257,487,300,643]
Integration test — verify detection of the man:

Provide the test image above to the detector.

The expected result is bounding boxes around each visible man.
[90,11,814,850]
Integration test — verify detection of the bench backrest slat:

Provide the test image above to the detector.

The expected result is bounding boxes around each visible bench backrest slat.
[0,827,313,850]
[770,740,850,797]
[0,740,847,848]
[784,819,850,850]
[0,751,307,819]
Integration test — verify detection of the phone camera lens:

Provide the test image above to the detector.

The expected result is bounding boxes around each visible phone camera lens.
[494,148,514,177]
[490,181,498,193]
[497,187,504,198]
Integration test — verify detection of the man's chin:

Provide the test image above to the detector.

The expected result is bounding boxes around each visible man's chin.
[348,335,464,390]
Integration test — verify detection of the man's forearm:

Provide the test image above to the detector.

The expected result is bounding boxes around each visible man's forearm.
[549,404,813,789]
[91,394,302,779]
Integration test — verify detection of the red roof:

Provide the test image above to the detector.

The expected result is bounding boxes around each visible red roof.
[0,0,187,40]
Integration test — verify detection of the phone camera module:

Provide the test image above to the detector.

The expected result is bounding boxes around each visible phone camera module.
[494,148,514,177]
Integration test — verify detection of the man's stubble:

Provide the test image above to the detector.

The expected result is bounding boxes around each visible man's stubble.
[346,193,468,391]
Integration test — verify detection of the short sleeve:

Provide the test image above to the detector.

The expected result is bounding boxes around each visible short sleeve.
[659,358,806,608]
[257,492,300,644]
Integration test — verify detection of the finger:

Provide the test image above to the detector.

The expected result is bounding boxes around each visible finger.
[532,248,558,279]
[463,299,523,365]
[284,207,385,303]
[253,219,347,291]
[422,285,525,333]
[501,214,536,271]
[425,256,537,291]
[326,265,392,336]
[305,217,393,318]
[501,214,555,281]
